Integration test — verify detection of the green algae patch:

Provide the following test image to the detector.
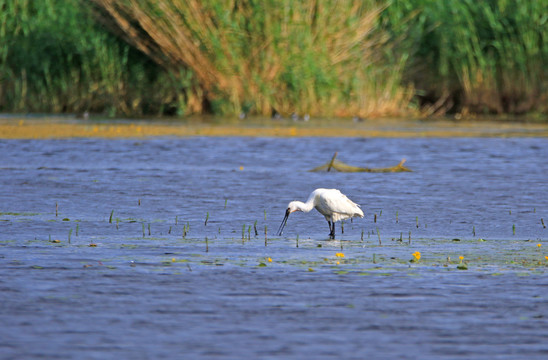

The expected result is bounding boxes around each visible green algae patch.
[0,212,41,216]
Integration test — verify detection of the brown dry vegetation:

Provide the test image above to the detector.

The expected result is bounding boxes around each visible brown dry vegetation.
[91,0,412,117]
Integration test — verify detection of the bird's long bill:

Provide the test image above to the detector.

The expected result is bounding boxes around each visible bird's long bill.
[277,209,290,236]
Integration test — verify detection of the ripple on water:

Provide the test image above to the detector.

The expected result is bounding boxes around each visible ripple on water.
[0,137,547,359]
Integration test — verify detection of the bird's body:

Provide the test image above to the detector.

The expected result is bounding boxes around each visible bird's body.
[277,188,364,239]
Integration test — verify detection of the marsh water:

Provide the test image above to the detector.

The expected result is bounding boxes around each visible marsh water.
[1,135,548,359]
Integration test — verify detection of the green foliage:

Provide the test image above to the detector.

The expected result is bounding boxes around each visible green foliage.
[0,0,546,117]
[0,0,181,115]
[381,0,548,114]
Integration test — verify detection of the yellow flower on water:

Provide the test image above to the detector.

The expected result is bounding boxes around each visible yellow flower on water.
[412,251,421,261]
[336,261,340,265]
[459,256,464,260]
[172,258,176,262]
[335,253,345,258]
[239,166,244,171]
[545,256,548,261]
[537,243,542,248]
[267,257,272,262]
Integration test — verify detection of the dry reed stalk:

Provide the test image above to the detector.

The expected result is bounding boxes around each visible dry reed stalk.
[92,0,411,117]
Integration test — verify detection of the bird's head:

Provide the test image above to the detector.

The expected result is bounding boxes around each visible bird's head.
[277,201,302,236]
[287,201,302,214]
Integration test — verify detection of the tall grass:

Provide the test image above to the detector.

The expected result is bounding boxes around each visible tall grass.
[0,0,182,116]
[1,0,546,117]
[382,0,548,115]
[91,0,412,117]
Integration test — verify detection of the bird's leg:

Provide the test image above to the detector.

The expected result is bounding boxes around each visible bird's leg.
[329,221,336,239]
[326,220,333,238]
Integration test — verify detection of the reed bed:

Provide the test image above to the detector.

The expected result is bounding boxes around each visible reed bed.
[0,0,178,116]
[91,0,411,117]
[382,0,548,115]
[1,0,546,117]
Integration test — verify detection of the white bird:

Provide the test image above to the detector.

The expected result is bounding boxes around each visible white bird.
[277,188,364,239]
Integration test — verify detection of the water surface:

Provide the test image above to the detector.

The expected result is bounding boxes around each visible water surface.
[1,136,547,359]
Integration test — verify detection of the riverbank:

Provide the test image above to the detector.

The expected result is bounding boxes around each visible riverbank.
[2,117,548,139]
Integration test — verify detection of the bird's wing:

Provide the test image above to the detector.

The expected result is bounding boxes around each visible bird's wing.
[314,191,335,219]
[344,192,364,217]
[316,189,357,216]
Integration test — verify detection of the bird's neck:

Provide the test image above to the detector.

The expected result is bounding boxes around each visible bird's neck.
[296,200,315,213]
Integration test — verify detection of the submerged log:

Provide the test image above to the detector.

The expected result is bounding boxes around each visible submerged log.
[309,153,412,173]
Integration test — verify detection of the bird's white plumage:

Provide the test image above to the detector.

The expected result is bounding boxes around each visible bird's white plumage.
[279,188,364,239]
[310,188,363,222]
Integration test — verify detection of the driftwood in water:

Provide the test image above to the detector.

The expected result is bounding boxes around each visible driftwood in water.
[310,152,412,173]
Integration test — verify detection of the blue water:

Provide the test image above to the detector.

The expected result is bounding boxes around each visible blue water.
[1,136,547,359]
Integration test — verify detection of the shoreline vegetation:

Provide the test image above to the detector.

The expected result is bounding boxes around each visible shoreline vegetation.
[1,0,546,119]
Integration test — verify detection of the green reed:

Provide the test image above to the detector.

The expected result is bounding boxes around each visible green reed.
[0,0,180,116]
[2,0,545,117]
[381,0,548,115]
